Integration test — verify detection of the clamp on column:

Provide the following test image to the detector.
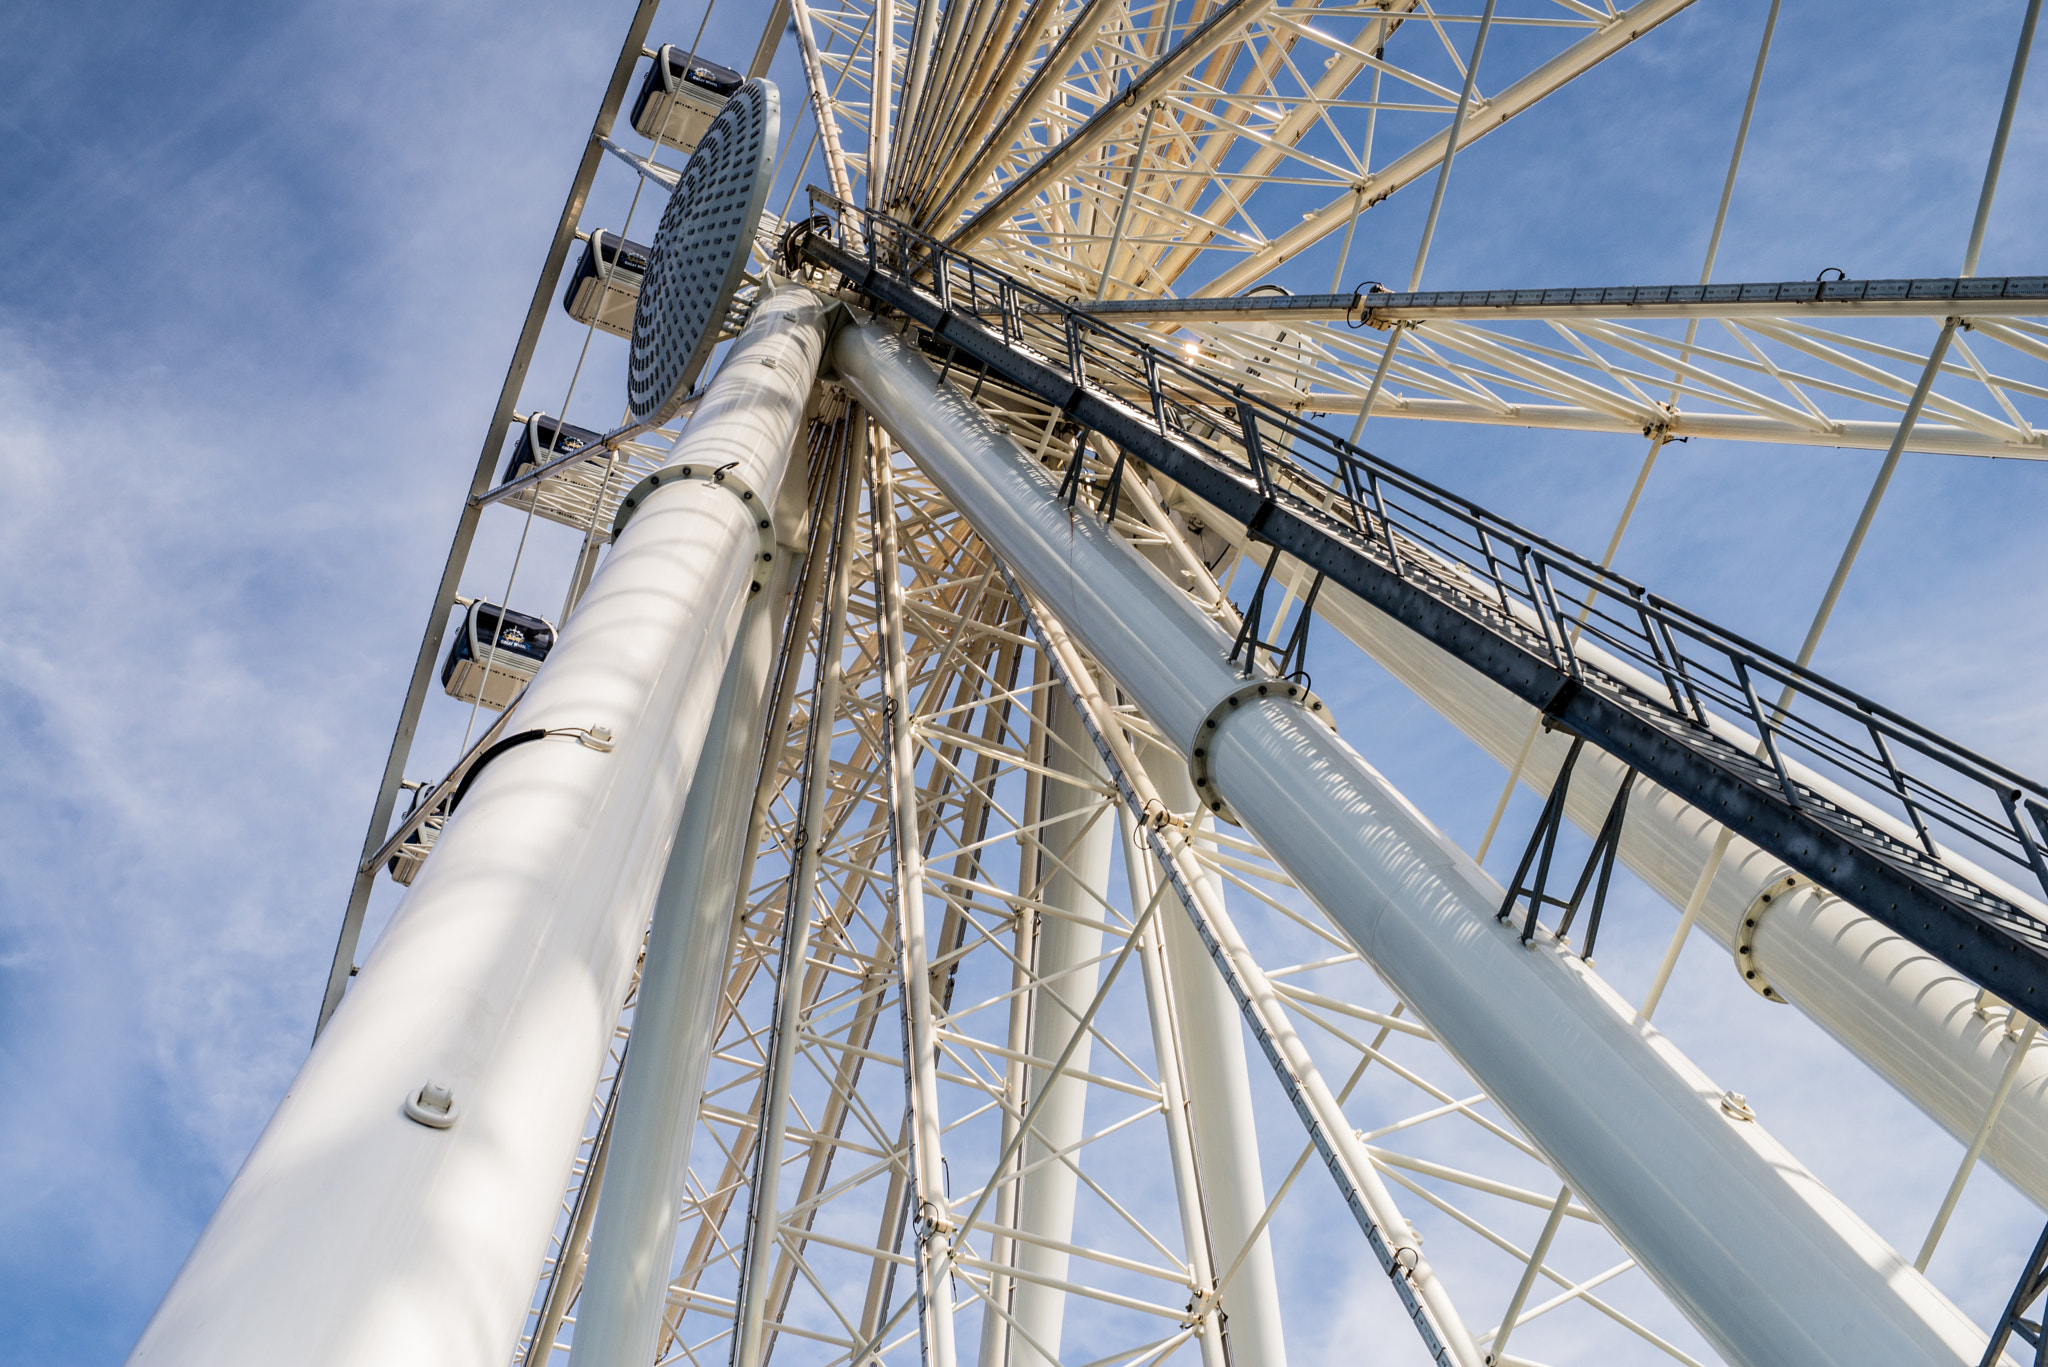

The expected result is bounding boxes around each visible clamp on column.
[1734,871,1806,1004]
[1188,677,1335,827]
[611,462,779,592]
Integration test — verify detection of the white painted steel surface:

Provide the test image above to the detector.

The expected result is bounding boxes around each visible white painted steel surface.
[1143,755,1289,1367]
[991,693,1114,1367]
[125,288,831,1367]
[1189,513,2048,1213]
[734,438,861,1367]
[568,545,796,1367]
[833,317,1992,1367]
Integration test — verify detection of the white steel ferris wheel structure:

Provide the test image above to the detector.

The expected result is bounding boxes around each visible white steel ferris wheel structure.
[126,4,2048,1367]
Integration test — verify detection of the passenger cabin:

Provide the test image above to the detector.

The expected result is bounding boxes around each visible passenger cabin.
[630,46,743,152]
[442,602,556,711]
[503,414,602,485]
[562,231,650,337]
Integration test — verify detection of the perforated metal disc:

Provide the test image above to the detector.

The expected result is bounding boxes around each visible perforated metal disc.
[627,79,780,425]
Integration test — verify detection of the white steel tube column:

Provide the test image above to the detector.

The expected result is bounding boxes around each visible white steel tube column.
[1040,639,1231,1367]
[1200,523,2048,1211]
[992,692,1116,1367]
[1037,596,1476,1367]
[1119,811,1232,1367]
[1142,752,1289,1367]
[127,287,832,1367]
[977,660,1049,1367]
[866,0,893,212]
[567,450,811,1366]
[735,443,863,1367]
[833,319,1992,1367]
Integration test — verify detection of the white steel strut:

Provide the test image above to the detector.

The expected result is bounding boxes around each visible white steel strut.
[832,314,1994,1366]
[1187,524,2048,1209]
[973,689,1122,1367]
[568,529,799,1367]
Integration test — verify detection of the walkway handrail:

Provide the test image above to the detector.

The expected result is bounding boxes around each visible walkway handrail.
[799,189,2048,1007]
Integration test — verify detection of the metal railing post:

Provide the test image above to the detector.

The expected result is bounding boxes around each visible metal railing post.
[1735,658,1802,807]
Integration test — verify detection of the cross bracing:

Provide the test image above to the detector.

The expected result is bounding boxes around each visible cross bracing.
[797,0,1700,291]
[509,404,1726,1366]
[1149,302,2048,459]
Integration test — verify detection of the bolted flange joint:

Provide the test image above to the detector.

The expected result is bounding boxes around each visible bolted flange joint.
[1188,677,1335,827]
[1733,871,1807,1004]
[612,462,780,592]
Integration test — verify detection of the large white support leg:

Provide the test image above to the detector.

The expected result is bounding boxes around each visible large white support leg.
[125,288,832,1367]
[1197,523,2048,1210]
[835,318,1994,1367]
[734,436,863,1367]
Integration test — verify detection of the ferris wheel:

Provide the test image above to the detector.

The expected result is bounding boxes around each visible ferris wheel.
[126,4,2048,1367]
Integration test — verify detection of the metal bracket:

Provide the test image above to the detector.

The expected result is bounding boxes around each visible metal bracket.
[1496,732,1636,960]
[1228,540,1326,684]
[1981,1219,2048,1367]
[1056,429,1095,507]
[1189,679,1335,826]
[403,1080,460,1129]
[1734,872,1807,1004]
[612,462,779,590]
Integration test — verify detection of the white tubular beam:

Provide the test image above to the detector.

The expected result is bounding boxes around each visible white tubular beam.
[1193,518,2048,1212]
[832,319,1992,1367]
[125,289,831,1367]
[567,497,805,1366]
[998,692,1115,1367]
[790,0,858,207]
[735,432,862,1367]
[1250,392,2048,461]
[1143,756,1288,1367]
[977,660,1048,1367]
[1120,810,1232,1367]
[865,0,893,211]
[872,441,961,1367]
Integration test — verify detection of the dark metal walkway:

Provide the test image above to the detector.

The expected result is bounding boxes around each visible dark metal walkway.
[1053,271,2048,324]
[795,193,2048,1008]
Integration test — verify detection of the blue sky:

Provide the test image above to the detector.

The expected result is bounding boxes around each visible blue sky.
[1,1,2043,1364]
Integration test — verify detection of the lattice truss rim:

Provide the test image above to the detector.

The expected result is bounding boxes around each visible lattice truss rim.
[1147,307,2047,460]
[783,0,2043,462]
